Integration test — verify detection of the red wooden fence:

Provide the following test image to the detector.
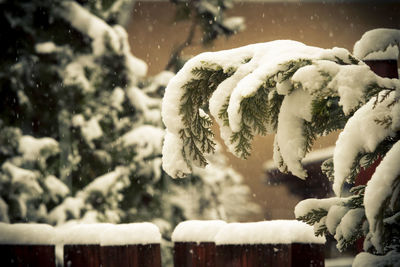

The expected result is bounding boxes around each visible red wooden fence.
[173,242,216,267]
[172,220,226,267]
[214,242,324,267]
[0,223,56,267]
[100,244,161,267]
[63,243,162,267]
[0,244,56,267]
[64,244,101,267]
[0,221,325,266]
[0,223,162,267]
[172,220,325,267]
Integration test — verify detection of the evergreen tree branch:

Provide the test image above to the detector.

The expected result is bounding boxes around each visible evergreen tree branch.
[179,64,233,167]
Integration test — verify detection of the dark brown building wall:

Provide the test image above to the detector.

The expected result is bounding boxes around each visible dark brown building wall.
[127,1,400,221]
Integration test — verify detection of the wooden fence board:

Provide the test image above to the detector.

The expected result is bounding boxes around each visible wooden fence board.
[0,244,55,267]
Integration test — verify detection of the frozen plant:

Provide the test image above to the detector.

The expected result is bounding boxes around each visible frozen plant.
[161,28,400,264]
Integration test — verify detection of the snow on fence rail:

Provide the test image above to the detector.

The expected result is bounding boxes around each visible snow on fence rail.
[171,220,325,267]
[215,220,326,267]
[0,223,56,267]
[172,220,226,267]
[0,222,161,267]
[0,220,325,267]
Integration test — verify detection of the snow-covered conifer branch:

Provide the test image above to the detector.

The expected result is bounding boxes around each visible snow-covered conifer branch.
[332,88,400,196]
[354,28,400,60]
[162,40,397,179]
[364,140,400,254]
[162,28,400,263]
[353,251,400,267]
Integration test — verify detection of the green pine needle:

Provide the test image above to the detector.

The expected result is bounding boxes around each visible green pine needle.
[297,208,328,225]
[178,63,233,167]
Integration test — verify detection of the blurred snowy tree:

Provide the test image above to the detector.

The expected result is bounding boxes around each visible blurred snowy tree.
[166,0,245,72]
[0,1,259,264]
[161,29,400,264]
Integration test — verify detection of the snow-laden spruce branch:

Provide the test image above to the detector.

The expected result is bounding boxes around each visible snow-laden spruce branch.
[162,39,399,183]
[354,28,400,60]
[161,27,400,264]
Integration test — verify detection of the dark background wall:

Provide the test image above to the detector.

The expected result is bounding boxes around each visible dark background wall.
[127,1,400,220]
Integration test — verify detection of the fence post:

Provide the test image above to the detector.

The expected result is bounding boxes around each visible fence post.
[215,220,325,267]
[100,223,162,267]
[291,243,325,267]
[59,223,111,267]
[363,59,398,80]
[0,223,56,267]
[172,220,226,267]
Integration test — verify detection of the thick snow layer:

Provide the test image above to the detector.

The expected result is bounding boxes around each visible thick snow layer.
[223,17,245,32]
[325,257,354,267]
[57,223,113,244]
[162,131,191,178]
[334,208,365,244]
[214,220,325,245]
[171,220,226,243]
[18,135,59,161]
[111,87,125,111]
[84,168,127,196]
[0,223,55,245]
[291,60,339,94]
[325,205,349,235]
[353,250,400,267]
[302,146,334,164]
[2,162,42,195]
[353,28,400,60]
[48,197,85,225]
[295,197,344,219]
[35,42,58,54]
[57,223,161,245]
[364,140,400,253]
[363,45,399,61]
[333,89,400,196]
[275,89,313,179]
[72,115,103,145]
[100,223,161,245]
[83,117,103,142]
[120,125,164,160]
[333,65,379,115]
[44,175,69,198]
